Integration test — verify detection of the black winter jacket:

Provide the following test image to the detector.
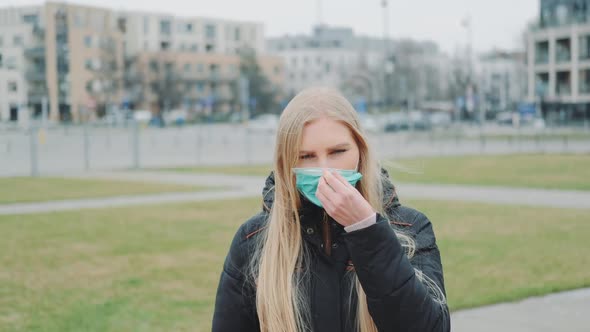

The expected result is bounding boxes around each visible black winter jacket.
[212,170,450,331]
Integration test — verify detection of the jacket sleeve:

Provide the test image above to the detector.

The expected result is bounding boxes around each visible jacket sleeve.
[212,224,259,332]
[342,212,450,332]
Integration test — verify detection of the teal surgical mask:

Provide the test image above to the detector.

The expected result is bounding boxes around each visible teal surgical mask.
[293,167,362,208]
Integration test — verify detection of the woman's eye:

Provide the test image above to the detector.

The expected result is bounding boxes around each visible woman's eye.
[299,154,314,160]
[332,149,347,154]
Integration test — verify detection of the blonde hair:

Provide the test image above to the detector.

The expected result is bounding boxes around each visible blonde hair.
[249,87,446,332]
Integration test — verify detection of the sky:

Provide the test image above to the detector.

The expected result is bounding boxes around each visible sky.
[2,0,539,54]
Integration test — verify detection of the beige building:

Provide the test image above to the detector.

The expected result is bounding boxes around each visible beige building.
[128,52,285,114]
[0,2,124,123]
[0,1,281,123]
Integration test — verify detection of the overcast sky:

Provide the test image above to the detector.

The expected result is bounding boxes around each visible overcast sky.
[3,0,539,54]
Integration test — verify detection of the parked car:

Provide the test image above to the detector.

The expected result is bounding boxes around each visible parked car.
[164,109,187,126]
[428,112,452,129]
[359,114,380,133]
[384,112,410,132]
[496,112,514,126]
[133,110,152,125]
[408,111,430,130]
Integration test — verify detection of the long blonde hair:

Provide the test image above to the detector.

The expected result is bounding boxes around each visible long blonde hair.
[250,87,446,332]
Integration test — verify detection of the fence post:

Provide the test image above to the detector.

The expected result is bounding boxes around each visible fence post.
[29,124,39,177]
[132,120,140,169]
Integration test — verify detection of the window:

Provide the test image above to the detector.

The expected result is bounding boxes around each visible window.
[274,66,281,75]
[535,41,549,64]
[186,23,193,32]
[196,82,204,92]
[205,24,216,39]
[160,20,171,35]
[143,16,149,34]
[196,63,204,73]
[13,35,23,46]
[0,36,3,47]
[579,35,590,60]
[165,62,174,72]
[234,27,240,41]
[184,63,191,72]
[191,44,198,51]
[8,81,18,93]
[150,60,159,72]
[74,12,84,27]
[84,35,92,47]
[85,59,93,70]
[0,53,3,67]
[580,69,590,94]
[325,62,331,73]
[556,71,571,95]
[22,14,38,24]
[556,38,571,63]
[205,44,214,53]
[6,56,16,70]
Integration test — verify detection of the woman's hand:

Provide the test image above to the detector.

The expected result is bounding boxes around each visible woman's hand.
[316,169,375,227]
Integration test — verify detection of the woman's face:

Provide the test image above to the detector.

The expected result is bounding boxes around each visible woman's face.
[296,117,360,170]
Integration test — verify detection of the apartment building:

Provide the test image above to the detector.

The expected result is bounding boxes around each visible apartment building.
[0,1,280,123]
[527,0,590,122]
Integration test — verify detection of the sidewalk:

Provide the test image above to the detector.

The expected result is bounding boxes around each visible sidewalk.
[1,171,588,215]
[451,288,590,332]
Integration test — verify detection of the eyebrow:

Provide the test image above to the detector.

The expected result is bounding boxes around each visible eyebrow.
[299,143,352,154]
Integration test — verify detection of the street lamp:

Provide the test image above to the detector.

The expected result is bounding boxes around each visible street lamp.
[382,0,392,111]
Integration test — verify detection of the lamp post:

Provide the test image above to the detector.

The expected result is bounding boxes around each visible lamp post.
[382,0,392,111]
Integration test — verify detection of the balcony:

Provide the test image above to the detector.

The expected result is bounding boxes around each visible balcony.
[26,68,46,82]
[209,71,237,82]
[25,47,45,59]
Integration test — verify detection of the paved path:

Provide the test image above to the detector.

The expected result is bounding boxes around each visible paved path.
[451,288,590,332]
[1,171,588,215]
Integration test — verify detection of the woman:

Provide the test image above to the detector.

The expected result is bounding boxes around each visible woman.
[212,88,449,332]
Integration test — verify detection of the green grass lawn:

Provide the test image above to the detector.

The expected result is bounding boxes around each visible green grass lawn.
[0,198,588,331]
[0,177,207,205]
[162,154,590,191]
[385,154,590,191]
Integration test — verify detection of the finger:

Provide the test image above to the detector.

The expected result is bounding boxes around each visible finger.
[323,170,350,193]
[331,170,356,189]
[316,183,334,207]
[317,176,335,199]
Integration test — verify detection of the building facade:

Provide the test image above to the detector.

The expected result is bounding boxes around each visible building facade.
[478,50,527,115]
[268,25,389,107]
[527,0,590,122]
[0,1,278,123]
